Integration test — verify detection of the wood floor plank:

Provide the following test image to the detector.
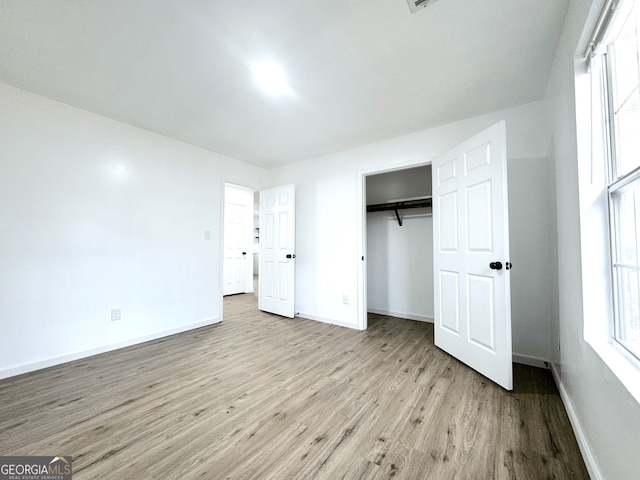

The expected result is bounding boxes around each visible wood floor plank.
[0,293,590,479]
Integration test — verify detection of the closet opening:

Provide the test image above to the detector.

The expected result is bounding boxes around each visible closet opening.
[364,165,434,327]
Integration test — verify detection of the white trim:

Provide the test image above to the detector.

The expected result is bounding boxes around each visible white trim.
[296,312,361,330]
[0,317,221,380]
[512,353,549,369]
[356,169,368,331]
[367,308,433,323]
[219,178,227,323]
[551,363,604,480]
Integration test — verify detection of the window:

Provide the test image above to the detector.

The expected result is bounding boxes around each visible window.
[593,0,640,361]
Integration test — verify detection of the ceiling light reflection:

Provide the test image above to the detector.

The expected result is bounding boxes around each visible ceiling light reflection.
[251,61,293,97]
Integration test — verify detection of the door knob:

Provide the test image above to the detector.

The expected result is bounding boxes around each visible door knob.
[489,261,503,270]
[286,254,296,259]
[242,252,247,255]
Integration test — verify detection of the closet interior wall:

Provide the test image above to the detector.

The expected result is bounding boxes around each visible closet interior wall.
[366,166,434,322]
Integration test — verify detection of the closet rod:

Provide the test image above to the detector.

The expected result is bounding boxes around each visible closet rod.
[366,197,432,213]
[366,197,432,226]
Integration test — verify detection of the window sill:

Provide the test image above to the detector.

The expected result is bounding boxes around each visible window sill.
[587,336,640,405]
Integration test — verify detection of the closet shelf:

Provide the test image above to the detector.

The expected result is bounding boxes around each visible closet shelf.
[366,197,432,226]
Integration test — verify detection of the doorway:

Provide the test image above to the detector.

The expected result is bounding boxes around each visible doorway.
[223,183,296,319]
[364,166,434,326]
[223,184,256,296]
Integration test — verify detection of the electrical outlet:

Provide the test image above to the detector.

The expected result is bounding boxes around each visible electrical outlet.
[204,230,211,240]
[342,294,349,305]
[111,308,121,321]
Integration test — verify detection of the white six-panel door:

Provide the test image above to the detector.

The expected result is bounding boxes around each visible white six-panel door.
[259,184,296,318]
[433,121,513,390]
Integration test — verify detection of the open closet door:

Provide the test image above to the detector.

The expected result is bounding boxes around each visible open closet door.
[259,184,296,318]
[433,121,513,390]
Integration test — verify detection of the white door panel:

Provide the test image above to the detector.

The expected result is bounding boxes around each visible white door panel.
[439,271,460,333]
[259,184,295,318]
[433,121,512,390]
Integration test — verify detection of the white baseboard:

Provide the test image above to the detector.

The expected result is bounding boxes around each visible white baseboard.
[512,353,550,369]
[0,317,221,380]
[367,308,434,323]
[550,363,603,480]
[295,312,360,330]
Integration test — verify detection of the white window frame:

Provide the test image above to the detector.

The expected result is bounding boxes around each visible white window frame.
[608,170,640,361]
[582,0,640,403]
[600,1,640,362]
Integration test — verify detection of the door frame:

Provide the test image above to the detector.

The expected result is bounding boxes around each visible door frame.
[356,161,432,331]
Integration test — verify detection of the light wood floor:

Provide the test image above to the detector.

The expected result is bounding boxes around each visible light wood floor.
[0,294,589,479]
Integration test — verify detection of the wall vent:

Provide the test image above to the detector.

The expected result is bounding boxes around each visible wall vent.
[407,0,440,14]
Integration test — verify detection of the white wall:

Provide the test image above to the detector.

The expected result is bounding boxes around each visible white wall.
[545,1,640,479]
[507,156,557,363]
[366,165,432,204]
[0,83,267,378]
[269,100,556,363]
[367,210,433,321]
[366,167,433,322]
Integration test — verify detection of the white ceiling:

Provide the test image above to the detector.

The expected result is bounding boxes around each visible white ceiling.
[0,0,568,168]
